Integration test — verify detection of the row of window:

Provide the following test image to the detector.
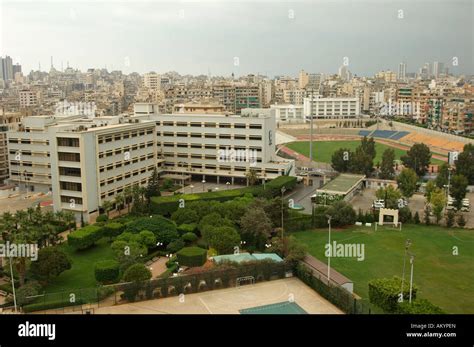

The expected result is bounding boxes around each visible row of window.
[157,121,262,129]
[163,153,263,162]
[57,137,80,147]
[161,143,263,151]
[97,128,154,144]
[100,178,149,200]
[99,166,154,187]
[98,141,154,158]
[99,153,155,172]
[8,139,50,145]
[158,132,262,141]
[10,171,51,179]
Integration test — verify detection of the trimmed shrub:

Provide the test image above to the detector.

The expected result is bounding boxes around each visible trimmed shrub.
[67,225,104,250]
[196,239,209,249]
[399,207,413,224]
[122,263,152,282]
[103,222,125,239]
[16,281,41,306]
[176,247,207,267]
[171,208,199,225]
[182,232,198,243]
[397,298,445,314]
[96,214,109,223]
[166,239,185,253]
[368,277,417,313]
[150,176,297,215]
[95,260,120,284]
[125,216,178,245]
[177,223,198,236]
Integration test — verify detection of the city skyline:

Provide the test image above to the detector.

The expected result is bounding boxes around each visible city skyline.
[1,0,473,77]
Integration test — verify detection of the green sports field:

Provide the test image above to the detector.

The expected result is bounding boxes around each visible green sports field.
[286,140,444,165]
[292,225,474,314]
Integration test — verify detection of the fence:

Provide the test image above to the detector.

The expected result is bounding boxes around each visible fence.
[294,263,370,314]
[23,261,293,313]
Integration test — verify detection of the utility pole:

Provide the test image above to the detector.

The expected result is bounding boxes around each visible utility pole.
[281,187,286,239]
[400,239,412,302]
[9,256,17,313]
[326,214,332,284]
[308,89,314,162]
[409,254,415,303]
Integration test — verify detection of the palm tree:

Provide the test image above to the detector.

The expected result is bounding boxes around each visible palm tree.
[245,169,260,186]
[114,193,125,215]
[101,200,113,218]
[123,186,133,213]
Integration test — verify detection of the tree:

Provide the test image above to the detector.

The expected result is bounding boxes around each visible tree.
[245,168,260,186]
[204,226,240,255]
[379,148,395,179]
[360,136,376,160]
[375,185,402,209]
[30,247,72,284]
[446,210,455,228]
[350,146,374,176]
[268,235,307,264]
[450,174,468,210]
[430,188,446,224]
[123,186,133,213]
[101,200,113,218]
[424,205,431,225]
[435,163,450,188]
[122,263,152,282]
[326,201,357,227]
[331,148,352,172]
[424,180,437,203]
[414,211,421,224]
[401,143,431,177]
[171,208,199,226]
[455,143,474,184]
[240,207,272,250]
[457,214,467,227]
[114,193,125,215]
[397,168,418,198]
[145,167,161,201]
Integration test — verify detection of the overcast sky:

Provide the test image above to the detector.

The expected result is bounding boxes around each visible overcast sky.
[1,0,473,77]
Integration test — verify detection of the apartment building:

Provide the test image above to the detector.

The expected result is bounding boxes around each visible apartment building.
[133,103,295,185]
[441,97,474,134]
[19,90,40,107]
[212,84,260,114]
[242,105,304,124]
[7,114,163,222]
[303,96,360,120]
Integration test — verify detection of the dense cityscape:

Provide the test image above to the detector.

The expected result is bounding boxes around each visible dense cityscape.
[0,0,473,344]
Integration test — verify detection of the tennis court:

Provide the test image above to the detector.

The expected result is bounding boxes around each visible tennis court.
[240,301,307,314]
[92,277,343,314]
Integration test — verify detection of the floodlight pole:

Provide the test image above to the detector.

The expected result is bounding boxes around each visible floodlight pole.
[400,239,411,302]
[309,89,314,162]
[409,254,415,303]
[326,215,332,284]
[281,187,286,239]
[9,255,17,313]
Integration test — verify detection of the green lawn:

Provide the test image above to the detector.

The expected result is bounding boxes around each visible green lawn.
[286,140,444,165]
[43,238,115,295]
[292,224,474,314]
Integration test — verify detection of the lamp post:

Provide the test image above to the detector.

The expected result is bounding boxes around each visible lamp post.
[201,179,206,192]
[9,255,17,313]
[190,185,194,194]
[226,181,230,190]
[326,214,332,284]
[281,187,286,239]
[446,167,453,209]
[309,89,314,162]
[409,253,415,303]
[400,239,412,302]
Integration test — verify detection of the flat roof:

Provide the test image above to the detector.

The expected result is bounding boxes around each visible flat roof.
[317,173,365,195]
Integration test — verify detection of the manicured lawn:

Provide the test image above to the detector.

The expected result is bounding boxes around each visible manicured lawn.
[286,140,444,165]
[292,224,474,313]
[42,238,115,295]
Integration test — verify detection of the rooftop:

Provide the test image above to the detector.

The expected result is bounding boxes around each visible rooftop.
[317,173,365,195]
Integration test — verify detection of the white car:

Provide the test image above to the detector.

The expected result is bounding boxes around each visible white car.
[372,200,385,209]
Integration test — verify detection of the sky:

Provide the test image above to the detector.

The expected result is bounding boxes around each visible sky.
[1,0,473,77]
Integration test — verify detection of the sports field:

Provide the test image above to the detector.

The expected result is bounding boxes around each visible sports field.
[292,225,474,314]
[92,278,343,314]
[286,140,444,165]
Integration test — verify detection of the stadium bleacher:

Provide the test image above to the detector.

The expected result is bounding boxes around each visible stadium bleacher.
[390,131,410,140]
[358,129,410,140]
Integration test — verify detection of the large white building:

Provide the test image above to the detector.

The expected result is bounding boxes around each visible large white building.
[8,114,162,222]
[303,96,360,120]
[133,103,295,185]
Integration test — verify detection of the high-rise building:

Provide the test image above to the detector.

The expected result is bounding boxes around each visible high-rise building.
[0,56,14,81]
[398,62,407,81]
[433,62,445,78]
[338,65,352,82]
[298,70,309,89]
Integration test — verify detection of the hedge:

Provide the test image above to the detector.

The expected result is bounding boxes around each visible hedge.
[177,223,198,235]
[95,260,120,284]
[150,176,297,215]
[67,225,104,250]
[368,277,417,313]
[176,247,208,267]
[397,298,445,314]
[23,299,84,313]
[103,222,125,239]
